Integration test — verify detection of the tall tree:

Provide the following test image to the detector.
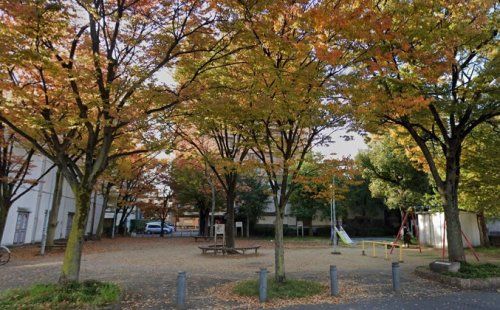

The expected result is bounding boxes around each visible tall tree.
[290,154,355,234]
[224,1,349,282]
[460,124,500,245]
[169,156,223,237]
[343,0,498,262]
[357,134,433,210]
[236,173,269,237]
[174,61,251,247]
[112,154,158,235]
[0,0,235,282]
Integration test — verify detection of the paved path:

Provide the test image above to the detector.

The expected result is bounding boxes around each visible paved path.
[288,291,500,309]
[0,237,497,309]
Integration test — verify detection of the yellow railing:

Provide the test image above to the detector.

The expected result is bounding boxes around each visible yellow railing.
[362,240,404,262]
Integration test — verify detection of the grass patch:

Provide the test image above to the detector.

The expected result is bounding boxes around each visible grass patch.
[233,278,324,300]
[0,280,120,309]
[467,246,500,255]
[444,263,500,279]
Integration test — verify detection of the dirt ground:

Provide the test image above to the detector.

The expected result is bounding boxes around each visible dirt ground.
[0,237,498,309]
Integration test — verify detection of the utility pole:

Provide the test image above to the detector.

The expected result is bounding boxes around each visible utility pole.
[331,177,341,255]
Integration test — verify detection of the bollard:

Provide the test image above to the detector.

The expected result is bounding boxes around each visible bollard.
[259,268,268,302]
[176,271,187,308]
[392,262,400,292]
[330,265,339,296]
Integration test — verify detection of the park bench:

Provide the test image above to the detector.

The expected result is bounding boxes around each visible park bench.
[198,245,226,255]
[192,236,211,242]
[42,240,67,250]
[234,246,260,255]
[198,245,260,255]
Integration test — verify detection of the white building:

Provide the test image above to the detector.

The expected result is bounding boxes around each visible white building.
[1,153,108,246]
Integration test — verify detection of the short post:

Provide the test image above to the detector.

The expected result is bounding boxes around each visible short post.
[392,262,400,292]
[259,268,268,302]
[362,240,366,256]
[176,271,187,308]
[330,265,339,296]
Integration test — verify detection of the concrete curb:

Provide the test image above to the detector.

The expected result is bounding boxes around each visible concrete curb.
[415,266,500,290]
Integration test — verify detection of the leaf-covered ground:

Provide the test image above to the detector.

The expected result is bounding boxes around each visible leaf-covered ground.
[1,236,498,309]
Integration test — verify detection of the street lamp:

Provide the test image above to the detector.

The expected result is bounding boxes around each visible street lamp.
[331,176,341,255]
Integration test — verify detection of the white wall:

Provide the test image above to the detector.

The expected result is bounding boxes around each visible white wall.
[418,211,481,248]
[1,151,107,246]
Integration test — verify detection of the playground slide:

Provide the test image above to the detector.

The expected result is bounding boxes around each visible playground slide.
[335,227,355,245]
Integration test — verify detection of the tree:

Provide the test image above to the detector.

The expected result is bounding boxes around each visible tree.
[290,154,355,235]
[46,167,63,247]
[460,124,500,245]
[112,154,158,235]
[236,173,269,237]
[0,0,235,282]
[173,56,252,246]
[0,125,54,243]
[169,156,223,237]
[344,0,498,262]
[218,1,351,282]
[357,135,433,210]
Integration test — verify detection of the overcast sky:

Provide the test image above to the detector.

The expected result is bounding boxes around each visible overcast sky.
[314,129,367,159]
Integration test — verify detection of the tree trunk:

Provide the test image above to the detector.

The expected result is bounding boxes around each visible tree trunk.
[89,193,97,238]
[209,176,216,238]
[225,191,235,248]
[96,184,111,240]
[307,218,313,236]
[441,149,466,262]
[274,201,285,283]
[0,200,9,244]
[246,215,250,238]
[47,168,63,247]
[59,187,91,283]
[477,211,490,247]
[160,219,165,237]
[96,198,107,239]
[204,208,210,237]
[198,206,206,236]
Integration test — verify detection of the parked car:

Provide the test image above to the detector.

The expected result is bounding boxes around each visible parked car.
[145,222,174,234]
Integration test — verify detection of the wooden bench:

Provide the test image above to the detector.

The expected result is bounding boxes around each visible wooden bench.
[192,236,211,242]
[235,246,260,255]
[198,245,260,255]
[199,245,227,255]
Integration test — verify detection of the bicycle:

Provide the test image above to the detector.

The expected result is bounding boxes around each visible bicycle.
[0,245,11,266]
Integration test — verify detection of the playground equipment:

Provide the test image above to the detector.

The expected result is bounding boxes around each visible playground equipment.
[390,209,480,262]
[335,226,354,245]
[441,220,480,262]
[390,209,422,255]
[362,240,404,262]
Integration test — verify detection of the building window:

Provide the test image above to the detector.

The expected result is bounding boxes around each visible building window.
[66,212,75,238]
[13,211,29,245]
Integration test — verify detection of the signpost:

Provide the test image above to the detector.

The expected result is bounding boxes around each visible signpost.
[214,224,225,246]
[235,221,243,237]
[296,221,304,237]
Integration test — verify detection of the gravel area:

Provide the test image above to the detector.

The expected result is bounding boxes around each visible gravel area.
[0,237,498,309]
